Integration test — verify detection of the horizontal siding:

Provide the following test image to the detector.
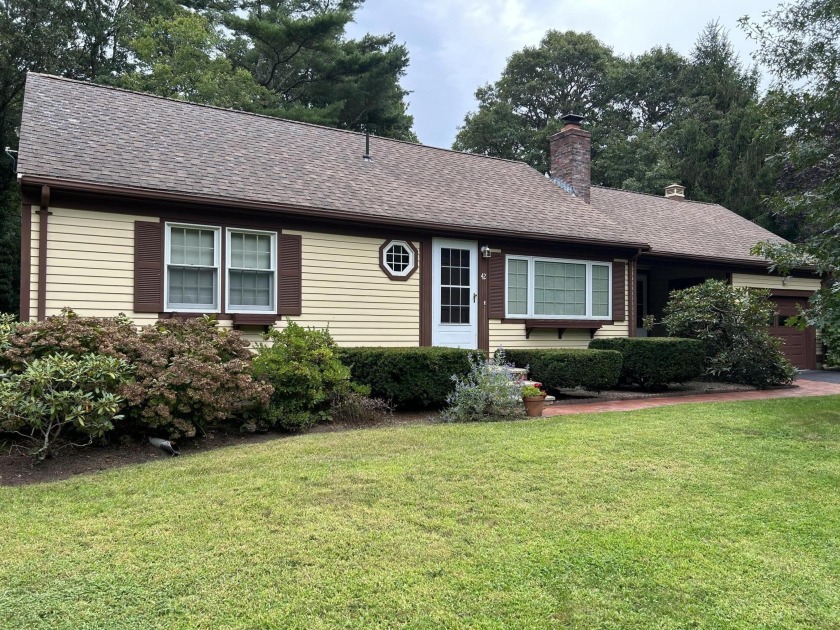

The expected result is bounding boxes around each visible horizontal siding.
[28,206,38,320]
[731,273,822,292]
[489,260,630,350]
[42,206,159,324]
[278,230,420,347]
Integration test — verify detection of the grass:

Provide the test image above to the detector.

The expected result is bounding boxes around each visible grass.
[1,397,839,629]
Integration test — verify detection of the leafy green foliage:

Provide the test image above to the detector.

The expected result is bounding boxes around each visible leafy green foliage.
[453,24,786,233]
[329,388,391,424]
[589,337,705,390]
[336,346,480,410]
[441,352,524,423]
[253,321,352,432]
[0,352,132,460]
[504,348,622,392]
[1,310,272,438]
[662,280,797,387]
[741,0,840,361]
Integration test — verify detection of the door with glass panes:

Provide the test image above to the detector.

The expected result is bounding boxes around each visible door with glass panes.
[431,239,478,348]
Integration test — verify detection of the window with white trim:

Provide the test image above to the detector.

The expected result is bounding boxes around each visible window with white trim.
[165,224,221,312]
[382,240,415,277]
[505,255,612,319]
[226,229,277,313]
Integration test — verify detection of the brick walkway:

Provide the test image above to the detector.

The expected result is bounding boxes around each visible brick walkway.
[543,378,840,416]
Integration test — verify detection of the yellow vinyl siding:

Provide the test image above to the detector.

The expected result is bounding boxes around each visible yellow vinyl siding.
[731,273,822,292]
[489,260,630,350]
[277,230,420,347]
[40,207,160,323]
[28,205,39,320]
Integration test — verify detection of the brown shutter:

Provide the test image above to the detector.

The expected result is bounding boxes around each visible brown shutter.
[612,261,626,322]
[278,233,302,316]
[489,254,505,319]
[134,221,164,312]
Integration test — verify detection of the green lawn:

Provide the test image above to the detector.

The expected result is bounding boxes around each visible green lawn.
[1,397,839,629]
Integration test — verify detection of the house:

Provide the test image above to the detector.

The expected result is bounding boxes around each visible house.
[16,73,824,368]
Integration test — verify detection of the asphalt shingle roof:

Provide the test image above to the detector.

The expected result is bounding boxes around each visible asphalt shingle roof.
[590,186,787,263]
[18,73,786,263]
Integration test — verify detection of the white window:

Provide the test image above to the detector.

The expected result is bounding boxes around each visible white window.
[505,255,612,320]
[226,229,277,313]
[165,224,221,312]
[382,240,415,277]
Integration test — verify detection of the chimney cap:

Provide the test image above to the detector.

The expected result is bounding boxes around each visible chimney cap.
[561,113,585,127]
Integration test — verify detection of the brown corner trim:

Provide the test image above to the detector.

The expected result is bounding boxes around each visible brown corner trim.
[19,204,31,321]
[419,238,432,346]
[769,289,816,298]
[36,185,50,321]
[378,239,419,281]
[478,252,489,353]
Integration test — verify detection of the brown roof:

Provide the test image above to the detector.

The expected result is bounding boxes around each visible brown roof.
[18,73,639,248]
[18,73,785,263]
[589,187,787,264]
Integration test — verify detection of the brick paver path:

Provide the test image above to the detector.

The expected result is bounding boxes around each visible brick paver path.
[543,378,840,417]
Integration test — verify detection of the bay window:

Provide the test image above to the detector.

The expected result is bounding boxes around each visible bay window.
[505,255,612,319]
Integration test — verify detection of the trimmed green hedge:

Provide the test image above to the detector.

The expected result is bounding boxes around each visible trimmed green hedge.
[337,347,480,410]
[504,348,622,392]
[589,337,704,389]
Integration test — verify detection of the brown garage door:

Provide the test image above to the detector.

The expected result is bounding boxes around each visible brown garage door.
[769,296,816,369]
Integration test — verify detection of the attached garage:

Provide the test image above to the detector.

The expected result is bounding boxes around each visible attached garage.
[769,295,817,370]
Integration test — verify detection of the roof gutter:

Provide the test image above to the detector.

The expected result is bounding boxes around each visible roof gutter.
[20,175,653,252]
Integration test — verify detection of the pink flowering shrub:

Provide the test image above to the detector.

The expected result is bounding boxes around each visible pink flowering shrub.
[1,310,272,439]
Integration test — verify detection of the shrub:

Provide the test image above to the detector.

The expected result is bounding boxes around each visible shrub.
[504,348,622,392]
[589,337,704,390]
[0,353,132,460]
[442,352,524,423]
[253,322,352,432]
[662,280,798,387]
[122,317,273,438]
[337,346,480,410]
[1,310,273,439]
[330,389,392,424]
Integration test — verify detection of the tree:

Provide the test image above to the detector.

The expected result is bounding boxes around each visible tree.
[453,30,618,173]
[741,0,840,364]
[453,24,786,235]
[223,0,416,140]
[121,10,271,108]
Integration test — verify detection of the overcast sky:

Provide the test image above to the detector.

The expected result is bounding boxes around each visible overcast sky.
[346,0,780,148]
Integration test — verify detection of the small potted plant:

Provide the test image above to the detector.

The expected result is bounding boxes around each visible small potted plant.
[521,384,547,417]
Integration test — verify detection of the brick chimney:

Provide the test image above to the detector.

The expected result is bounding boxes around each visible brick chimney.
[664,183,685,201]
[549,113,591,203]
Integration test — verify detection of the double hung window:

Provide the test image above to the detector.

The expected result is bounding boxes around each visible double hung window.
[164,223,277,313]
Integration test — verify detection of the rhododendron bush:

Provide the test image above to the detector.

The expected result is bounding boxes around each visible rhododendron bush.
[1,310,272,439]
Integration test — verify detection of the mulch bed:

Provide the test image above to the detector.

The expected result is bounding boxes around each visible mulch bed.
[0,411,440,488]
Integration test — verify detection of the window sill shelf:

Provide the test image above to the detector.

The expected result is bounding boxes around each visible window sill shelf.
[502,319,610,340]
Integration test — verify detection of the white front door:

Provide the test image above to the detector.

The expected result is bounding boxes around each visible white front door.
[432,238,479,348]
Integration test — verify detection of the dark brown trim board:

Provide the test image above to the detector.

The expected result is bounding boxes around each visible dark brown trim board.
[37,185,50,321]
[419,238,432,346]
[628,257,638,337]
[769,289,817,298]
[19,203,31,321]
[378,239,419,281]
[478,252,489,353]
[21,176,651,251]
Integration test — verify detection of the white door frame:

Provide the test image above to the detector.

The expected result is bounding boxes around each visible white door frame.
[431,238,479,348]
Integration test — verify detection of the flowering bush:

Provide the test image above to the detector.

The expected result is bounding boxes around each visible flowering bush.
[442,351,524,423]
[0,310,273,439]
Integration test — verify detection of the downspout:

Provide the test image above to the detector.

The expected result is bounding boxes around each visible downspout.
[37,185,50,321]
